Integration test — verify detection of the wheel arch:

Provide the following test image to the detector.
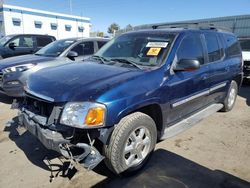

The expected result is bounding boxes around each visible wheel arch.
[116,101,164,139]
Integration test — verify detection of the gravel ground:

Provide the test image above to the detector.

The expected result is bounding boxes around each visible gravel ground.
[0,86,249,188]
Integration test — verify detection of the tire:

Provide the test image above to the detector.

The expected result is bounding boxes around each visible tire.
[104,112,157,175]
[221,80,238,112]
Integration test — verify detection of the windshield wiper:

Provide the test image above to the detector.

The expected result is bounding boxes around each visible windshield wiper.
[91,55,109,64]
[110,58,142,69]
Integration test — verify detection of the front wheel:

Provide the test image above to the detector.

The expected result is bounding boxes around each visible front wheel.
[104,112,157,175]
[221,80,238,112]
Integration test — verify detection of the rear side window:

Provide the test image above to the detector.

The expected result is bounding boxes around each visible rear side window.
[8,36,34,48]
[204,33,223,62]
[176,34,204,64]
[37,37,54,48]
[97,41,107,49]
[71,41,94,56]
[239,39,250,51]
[224,34,241,56]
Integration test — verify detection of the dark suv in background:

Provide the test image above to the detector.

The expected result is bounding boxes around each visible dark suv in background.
[17,25,242,175]
[0,34,56,59]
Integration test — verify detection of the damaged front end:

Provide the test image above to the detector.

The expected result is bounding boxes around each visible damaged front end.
[14,95,105,171]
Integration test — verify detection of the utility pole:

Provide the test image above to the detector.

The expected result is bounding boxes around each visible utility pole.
[69,0,72,14]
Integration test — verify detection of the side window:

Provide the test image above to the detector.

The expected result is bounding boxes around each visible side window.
[37,37,53,48]
[204,33,223,62]
[224,34,241,57]
[9,36,34,48]
[176,34,204,64]
[97,41,107,49]
[71,42,94,56]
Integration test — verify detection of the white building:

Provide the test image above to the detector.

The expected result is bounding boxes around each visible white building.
[0,4,91,39]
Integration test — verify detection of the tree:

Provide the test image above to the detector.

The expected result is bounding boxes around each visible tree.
[125,24,133,31]
[97,32,104,37]
[107,23,120,34]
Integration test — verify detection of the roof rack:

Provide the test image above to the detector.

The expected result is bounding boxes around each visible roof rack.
[152,22,231,32]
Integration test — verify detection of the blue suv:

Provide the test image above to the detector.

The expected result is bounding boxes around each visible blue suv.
[17,25,243,175]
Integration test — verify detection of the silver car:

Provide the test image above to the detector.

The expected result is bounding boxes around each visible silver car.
[0,37,109,97]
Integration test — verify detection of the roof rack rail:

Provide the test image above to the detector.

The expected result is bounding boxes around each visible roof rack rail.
[152,22,231,32]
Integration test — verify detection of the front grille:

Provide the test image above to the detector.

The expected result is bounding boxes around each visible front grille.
[25,96,55,117]
[244,61,250,71]
[244,61,250,65]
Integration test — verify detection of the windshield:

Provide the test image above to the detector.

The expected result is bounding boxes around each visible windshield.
[95,32,176,67]
[239,40,250,51]
[35,39,76,57]
[0,36,12,46]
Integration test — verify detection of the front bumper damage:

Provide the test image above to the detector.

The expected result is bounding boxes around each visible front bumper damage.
[18,107,105,170]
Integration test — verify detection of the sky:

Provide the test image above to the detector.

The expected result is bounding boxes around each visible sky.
[4,0,250,33]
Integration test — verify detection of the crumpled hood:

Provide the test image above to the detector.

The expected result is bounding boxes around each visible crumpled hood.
[0,54,56,70]
[27,62,144,102]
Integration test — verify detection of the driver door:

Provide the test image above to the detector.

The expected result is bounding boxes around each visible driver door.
[166,33,210,124]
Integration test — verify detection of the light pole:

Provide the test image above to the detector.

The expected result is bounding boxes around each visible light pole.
[69,0,72,14]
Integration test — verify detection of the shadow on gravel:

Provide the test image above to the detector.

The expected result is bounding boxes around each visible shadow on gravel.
[3,117,77,181]
[239,84,250,106]
[0,93,13,104]
[92,149,250,188]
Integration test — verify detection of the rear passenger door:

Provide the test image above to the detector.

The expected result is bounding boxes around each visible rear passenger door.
[203,33,229,104]
[167,33,210,124]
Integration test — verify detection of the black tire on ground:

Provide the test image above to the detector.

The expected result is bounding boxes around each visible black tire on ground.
[221,80,238,112]
[103,112,157,175]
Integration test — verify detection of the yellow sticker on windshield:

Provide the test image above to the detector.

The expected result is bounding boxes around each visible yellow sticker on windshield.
[147,48,161,56]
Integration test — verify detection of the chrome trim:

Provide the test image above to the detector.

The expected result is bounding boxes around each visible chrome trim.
[209,82,227,93]
[172,82,227,108]
[172,90,209,108]
[25,88,54,102]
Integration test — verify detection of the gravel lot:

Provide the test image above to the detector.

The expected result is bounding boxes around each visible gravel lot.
[0,86,250,188]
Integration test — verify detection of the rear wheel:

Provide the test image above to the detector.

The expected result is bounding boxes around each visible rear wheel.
[221,80,238,112]
[104,112,157,175]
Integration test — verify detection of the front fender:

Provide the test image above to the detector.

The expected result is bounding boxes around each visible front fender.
[104,96,162,126]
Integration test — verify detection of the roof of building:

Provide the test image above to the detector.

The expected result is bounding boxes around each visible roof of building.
[118,14,250,37]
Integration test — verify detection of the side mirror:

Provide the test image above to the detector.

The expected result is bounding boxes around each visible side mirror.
[8,42,16,50]
[173,59,200,72]
[67,51,78,60]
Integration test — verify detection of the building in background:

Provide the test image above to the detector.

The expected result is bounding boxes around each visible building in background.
[0,4,91,39]
[118,15,250,37]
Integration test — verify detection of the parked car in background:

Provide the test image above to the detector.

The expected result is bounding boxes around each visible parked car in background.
[0,34,56,59]
[17,26,242,175]
[239,37,250,82]
[0,37,109,97]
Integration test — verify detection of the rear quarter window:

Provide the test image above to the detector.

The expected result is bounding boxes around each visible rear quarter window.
[239,39,250,51]
[36,37,54,48]
[224,34,241,57]
[97,41,107,49]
